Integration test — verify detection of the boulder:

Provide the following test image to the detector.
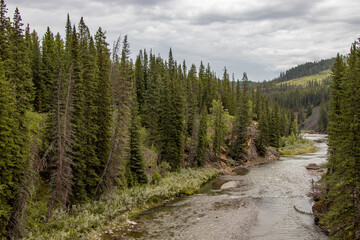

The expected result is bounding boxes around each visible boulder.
[220,181,239,190]
[306,163,320,170]
[265,146,280,162]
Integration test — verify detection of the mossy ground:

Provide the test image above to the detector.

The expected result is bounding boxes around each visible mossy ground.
[279,135,317,155]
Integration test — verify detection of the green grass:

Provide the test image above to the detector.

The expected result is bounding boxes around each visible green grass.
[24,168,220,240]
[279,134,317,155]
[276,70,331,87]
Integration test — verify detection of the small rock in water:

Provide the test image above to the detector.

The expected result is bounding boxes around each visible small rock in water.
[306,163,320,170]
[220,181,239,190]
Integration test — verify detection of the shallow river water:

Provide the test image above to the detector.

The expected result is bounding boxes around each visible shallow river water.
[110,134,329,240]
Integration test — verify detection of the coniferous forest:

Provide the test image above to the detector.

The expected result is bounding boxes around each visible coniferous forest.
[1,0,360,239]
[314,43,360,239]
[0,2,298,238]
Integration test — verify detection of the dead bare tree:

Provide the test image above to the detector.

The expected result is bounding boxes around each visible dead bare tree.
[46,68,74,221]
[96,36,132,193]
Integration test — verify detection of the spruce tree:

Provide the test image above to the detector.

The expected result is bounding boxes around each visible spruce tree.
[127,92,148,186]
[143,52,161,146]
[134,51,145,118]
[29,30,43,112]
[322,47,360,239]
[195,107,208,166]
[231,73,250,161]
[211,99,227,155]
[69,25,88,203]
[158,49,185,170]
[269,102,281,148]
[40,27,56,112]
[0,59,17,236]
[94,27,112,190]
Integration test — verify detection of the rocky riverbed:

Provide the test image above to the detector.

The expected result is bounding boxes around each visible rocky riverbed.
[105,134,328,240]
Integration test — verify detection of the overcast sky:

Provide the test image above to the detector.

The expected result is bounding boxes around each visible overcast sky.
[6,0,360,81]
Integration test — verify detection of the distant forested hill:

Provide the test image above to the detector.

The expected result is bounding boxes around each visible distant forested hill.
[271,58,335,84]
[259,57,336,132]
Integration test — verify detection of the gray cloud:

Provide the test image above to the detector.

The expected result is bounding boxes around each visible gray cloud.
[5,0,360,81]
[191,1,316,25]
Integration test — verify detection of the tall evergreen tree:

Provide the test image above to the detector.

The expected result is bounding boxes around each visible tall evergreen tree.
[0,58,18,236]
[158,49,185,170]
[195,107,208,166]
[143,53,161,147]
[127,92,148,186]
[93,28,113,191]
[321,47,360,239]
[269,102,281,148]
[231,72,250,161]
[134,51,145,118]
[28,30,43,112]
[211,99,227,155]
[40,27,56,112]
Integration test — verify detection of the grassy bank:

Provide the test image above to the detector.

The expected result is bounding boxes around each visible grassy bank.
[279,134,317,155]
[24,168,220,240]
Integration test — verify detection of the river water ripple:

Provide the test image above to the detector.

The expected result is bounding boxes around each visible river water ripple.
[109,134,329,240]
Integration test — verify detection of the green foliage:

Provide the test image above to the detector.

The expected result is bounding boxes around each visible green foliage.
[275,70,331,87]
[269,103,281,148]
[231,73,251,161]
[272,58,335,83]
[210,100,229,155]
[195,108,208,166]
[127,95,148,186]
[24,168,220,240]
[278,134,316,155]
[319,44,360,238]
[158,49,185,171]
[0,59,17,236]
[0,2,312,237]
[150,171,162,185]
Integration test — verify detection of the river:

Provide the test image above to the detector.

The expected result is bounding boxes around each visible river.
[109,134,329,240]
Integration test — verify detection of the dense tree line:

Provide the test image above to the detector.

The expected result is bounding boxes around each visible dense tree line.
[270,58,335,84]
[318,42,360,239]
[0,1,298,237]
[261,79,330,110]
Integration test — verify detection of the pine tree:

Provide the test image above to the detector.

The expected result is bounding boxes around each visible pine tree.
[220,67,233,114]
[40,27,56,112]
[45,35,73,221]
[322,46,360,239]
[0,59,18,236]
[134,51,145,118]
[127,92,148,186]
[29,30,43,112]
[68,25,89,203]
[195,107,208,166]
[93,28,113,191]
[269,102,281,148]
[158,49,185,170]
[185,64,198,137]
[143,52,161,146]
[231,73,250,161]
[3,8,33,232]
[211,99,227,155]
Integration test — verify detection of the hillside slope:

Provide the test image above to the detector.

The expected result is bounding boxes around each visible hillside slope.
[275,70,331,87]
[302,106,321,131]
